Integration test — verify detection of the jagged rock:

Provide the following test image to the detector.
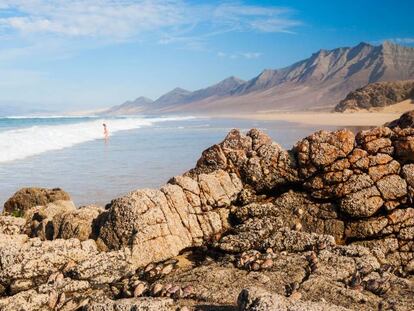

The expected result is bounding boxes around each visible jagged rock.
[97,169,242,267]
[387,110,414,128]
[188,128,299,191]
[66,249,135,285]
[0,236,98,295]
[24,200,76,240]
[1,118,414,310]
[84,297,175,311]
[52,205,105,241]
[340,186,384,217]
[238,287,350,311]
[296,129,355,179]
[3,187,71,215]
[0,215,25,235]
[402,164,414,201]
[393,127,414,162]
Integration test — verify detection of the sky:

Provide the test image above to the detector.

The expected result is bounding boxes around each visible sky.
[0,0,413,113]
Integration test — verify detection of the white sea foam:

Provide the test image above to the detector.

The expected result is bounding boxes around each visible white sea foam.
[0,116,194,163]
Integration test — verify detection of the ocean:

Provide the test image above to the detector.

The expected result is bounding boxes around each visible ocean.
[0,116,358,207]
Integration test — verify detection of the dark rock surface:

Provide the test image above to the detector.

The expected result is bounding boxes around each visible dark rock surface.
[3,187,71,215]
[335,80,414,112]
[1,113,413,310]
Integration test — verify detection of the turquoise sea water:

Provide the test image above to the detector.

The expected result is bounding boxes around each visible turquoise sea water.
[0,116,360,207]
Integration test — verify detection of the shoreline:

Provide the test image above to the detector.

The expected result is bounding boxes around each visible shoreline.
[209,111,403,126]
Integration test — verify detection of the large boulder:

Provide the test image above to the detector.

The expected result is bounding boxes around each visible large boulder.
[24,200,76,240]
[97,169,242,267]
[3,187,71,216]
[52,205,105,241]
[188,128,299,191]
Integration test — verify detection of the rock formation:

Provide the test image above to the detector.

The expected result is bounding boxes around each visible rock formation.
[1,111,414,310]
[335,80,414,112]
[4,187,71,216]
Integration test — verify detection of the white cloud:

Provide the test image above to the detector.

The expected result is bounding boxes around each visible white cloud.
[0,1,301,40]
[240,52,262,59]
[217,51,262,60]
[387,38,414,44]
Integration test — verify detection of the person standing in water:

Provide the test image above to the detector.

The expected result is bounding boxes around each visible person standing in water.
[103,123,109,141]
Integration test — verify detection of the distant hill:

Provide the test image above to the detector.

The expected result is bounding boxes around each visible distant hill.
[335,80,414,112]
[104,97,153,115]
[104,41,414,115]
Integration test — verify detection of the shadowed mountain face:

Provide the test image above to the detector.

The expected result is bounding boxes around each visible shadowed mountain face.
[105,42,414,115]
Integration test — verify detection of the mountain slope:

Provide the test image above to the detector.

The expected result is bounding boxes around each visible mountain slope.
[105,41,414,115]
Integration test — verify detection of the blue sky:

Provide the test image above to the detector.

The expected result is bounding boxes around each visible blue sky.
[0,0,413,112]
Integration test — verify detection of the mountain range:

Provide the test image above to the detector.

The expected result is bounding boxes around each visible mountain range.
[104,41,414,115]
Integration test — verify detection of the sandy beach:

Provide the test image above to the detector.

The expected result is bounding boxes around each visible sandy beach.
[228,111,402,126]
[218,100,414,127]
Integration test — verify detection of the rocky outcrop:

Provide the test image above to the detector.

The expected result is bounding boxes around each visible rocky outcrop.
[97,170,242,266]
[387,110,414,128]
[335,80,414,112]
[238,287,349,311]
[1,115,414,310]
[3,187,71,215]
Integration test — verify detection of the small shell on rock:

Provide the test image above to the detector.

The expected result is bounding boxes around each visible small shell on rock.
[266,248,274,254]
[145,263,156,273]
[295,222,302,231]
[261,259,273,270]
[161,264,174,275]
[48,290,58,309]
[281,251,288,256]
[152,283,163,296]
[182,285,194,298]
[55,272,64,284]
[47,272,59,284]
[133,282,147,297]
[167,285,181,294]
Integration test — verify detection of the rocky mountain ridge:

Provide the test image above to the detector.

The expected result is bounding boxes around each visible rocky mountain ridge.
[1,111,414,310]
[105,42,414,115]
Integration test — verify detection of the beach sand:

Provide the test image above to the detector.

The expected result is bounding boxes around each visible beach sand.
[216,100,413,126]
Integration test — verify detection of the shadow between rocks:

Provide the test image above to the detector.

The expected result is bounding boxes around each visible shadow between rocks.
[195,305,237,311]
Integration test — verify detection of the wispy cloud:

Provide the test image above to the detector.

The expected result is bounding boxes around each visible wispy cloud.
[217,51,262,59]
[385,38,414,44]
[0,1,301,41]
[372,37,414,45]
